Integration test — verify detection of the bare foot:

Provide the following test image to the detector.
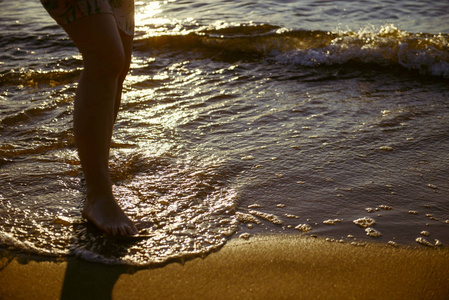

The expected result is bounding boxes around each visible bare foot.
[82,193,138,236]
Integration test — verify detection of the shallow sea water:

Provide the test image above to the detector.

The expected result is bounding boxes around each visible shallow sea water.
[1,0,449,265]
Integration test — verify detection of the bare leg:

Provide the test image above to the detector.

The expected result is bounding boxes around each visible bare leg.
[63,14,137,235]
[114,29,133,122]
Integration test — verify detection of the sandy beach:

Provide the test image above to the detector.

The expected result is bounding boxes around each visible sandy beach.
[1,234,448,300]
[1,1,449,299]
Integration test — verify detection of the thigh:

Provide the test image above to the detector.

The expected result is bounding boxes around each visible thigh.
[62,13,125,74]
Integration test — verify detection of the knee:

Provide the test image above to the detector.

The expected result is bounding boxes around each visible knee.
[82,47,126,80]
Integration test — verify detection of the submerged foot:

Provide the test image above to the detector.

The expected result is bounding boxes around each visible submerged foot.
[82,193,138,236]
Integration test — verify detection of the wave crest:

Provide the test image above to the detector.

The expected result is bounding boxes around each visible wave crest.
[136,23,449,77]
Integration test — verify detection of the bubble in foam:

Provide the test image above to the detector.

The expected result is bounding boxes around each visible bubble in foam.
[351,242,367,247]
[236,212,261,224]
[365,228,381,237]
[420,231,430,236]
[379,146,393,151]
[295,224,312,233]
[425,214,439,221]
[285,214,300,219]
[427,184,438,189]
[416,237,433,247]
[239,233,250,240]
[241,155,255,161]
[388,241,398,247]
[323,219,342,225]
[378,205,392,210]
[353,217,376,228]
[249,210,284,225]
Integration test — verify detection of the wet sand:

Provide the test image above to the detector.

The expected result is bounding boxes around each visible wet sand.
[1,234,448,299]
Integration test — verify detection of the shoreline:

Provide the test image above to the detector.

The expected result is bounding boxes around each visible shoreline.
[1,234,449,299]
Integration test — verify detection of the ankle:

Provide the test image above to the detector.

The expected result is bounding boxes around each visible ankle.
[86,188,114,200]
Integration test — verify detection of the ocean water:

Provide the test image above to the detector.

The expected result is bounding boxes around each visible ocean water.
[1,0,449,265]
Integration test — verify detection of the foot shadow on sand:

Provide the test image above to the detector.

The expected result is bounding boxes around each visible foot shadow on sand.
[60,223,140,300]
[60,257,131,300]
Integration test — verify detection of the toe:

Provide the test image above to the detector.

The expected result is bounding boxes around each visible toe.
[111,226,119,236]
[118,225,128,236]
[129,225,138,236]
[128,222,138,235]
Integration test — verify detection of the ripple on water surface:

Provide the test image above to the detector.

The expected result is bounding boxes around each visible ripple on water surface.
[0,153,239,266]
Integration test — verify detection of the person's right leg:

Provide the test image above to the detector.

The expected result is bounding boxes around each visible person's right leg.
[62,13,138,235]
[113,29,134,122]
